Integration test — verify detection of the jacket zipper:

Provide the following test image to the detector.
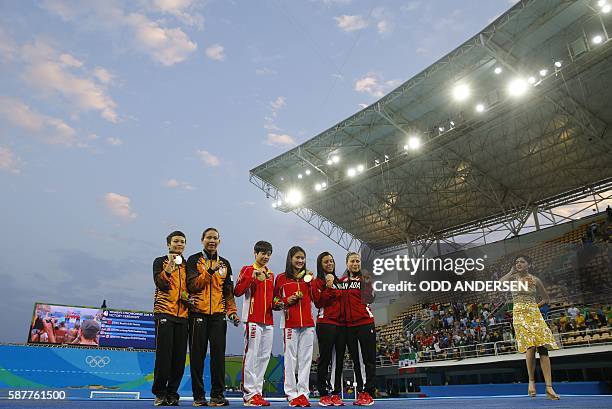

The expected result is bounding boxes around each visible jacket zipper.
[297,280,303,327]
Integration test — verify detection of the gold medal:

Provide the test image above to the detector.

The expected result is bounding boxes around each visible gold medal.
[303,273,313,283]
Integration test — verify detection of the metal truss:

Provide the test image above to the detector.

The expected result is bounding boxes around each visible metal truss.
[249,0,612,255]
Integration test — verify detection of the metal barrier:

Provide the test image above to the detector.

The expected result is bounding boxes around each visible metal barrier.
[415,326,611,363]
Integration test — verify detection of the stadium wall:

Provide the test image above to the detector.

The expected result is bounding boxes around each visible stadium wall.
[0,345,284,399]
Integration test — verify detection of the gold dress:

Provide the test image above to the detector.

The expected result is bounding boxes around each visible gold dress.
[511,274,558,353]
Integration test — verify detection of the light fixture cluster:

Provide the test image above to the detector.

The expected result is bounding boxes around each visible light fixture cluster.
[598,0,611,14]
[271,11,608,211]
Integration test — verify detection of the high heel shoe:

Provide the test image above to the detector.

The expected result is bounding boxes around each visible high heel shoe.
[545,384,560,400]
[527,380,536,398]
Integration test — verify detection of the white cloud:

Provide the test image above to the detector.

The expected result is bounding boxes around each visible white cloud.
[126,13,197,66]
[372,7,392,35]
[0,147,22,174]
[354,72,401,98]
[151,0,204,29]
[196,150,221,167]
[416,47,428,54]
[264,133,296,147]
[163,178,195,190]
[205,44,225,61]
[106,137,123,146]
[93,67,113,84]
[42,1,198,66]
[270,96,286,112]
[334,15,369,32]
[58,53,83,67]
[104,192,137,220]
[0,96,77,146]
[20,40,119,123]
[377,20,391,34]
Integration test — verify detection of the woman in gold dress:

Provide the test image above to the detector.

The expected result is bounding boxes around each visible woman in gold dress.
[499,255,560,400]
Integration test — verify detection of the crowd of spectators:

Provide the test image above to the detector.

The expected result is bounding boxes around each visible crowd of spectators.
[376,302,514,363]
[376,301,612,364]
[554,304,612,334]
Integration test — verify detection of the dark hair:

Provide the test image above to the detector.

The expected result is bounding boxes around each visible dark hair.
[316,252,336,281]
[201,227,219,240]
[513,254,532,265]
[285,246,306,279]
[346,252,360,263]
[254,240,273,254]
[166,230,186,245]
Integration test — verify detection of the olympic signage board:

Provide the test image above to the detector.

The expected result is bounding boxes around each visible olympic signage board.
[28,303,155,349]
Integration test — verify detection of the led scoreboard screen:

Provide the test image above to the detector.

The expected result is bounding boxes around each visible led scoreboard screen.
[99,308,155,349]
[28,303,156,349]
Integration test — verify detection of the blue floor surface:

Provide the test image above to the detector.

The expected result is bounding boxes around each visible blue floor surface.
[1,396,612,409]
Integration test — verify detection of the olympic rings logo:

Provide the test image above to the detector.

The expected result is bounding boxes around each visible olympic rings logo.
[85,355,111,368]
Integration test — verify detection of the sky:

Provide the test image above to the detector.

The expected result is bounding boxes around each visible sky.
[0,0,516,354]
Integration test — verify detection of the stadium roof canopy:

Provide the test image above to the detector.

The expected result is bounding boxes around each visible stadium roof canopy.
[250,0,612,253]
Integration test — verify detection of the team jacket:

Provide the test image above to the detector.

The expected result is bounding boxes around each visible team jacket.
[274,272,315,329]
[234,264,274,325]
[153,255,189,321]
[338,273,375,327]
[311,277,343,326]
[186,250,237,318]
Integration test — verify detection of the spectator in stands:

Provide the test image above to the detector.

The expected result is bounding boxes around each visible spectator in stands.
[567,305,580,320]
[74,319,100,346]
[499,255,560,400]
[607,205,612,223]
[55,321,68,344]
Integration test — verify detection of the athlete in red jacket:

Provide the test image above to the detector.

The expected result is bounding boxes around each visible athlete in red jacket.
[234,241,276,407]
[339,252,376,406]
[311,252,345,407]
[274,246,315,407]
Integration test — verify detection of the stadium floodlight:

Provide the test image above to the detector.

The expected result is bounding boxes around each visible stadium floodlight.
[272,202,278,208]
[332,155,340,164]
[347,168,357,177]
[315,183,322,191]
[508,78,528,97]
[286,189,303,206]
[327,159,332,165]
[277,200,283,206]
[539,69,548,77]
[450,120,455,127]
[357,164,365,172]
[374,159,380,166]
[598,0,606,7]
[528,76,536,85]
[603,4,611,13]
[452,84,470,101]
[321,182,327,188]
[592,35,603,44]
[305,169,311,175]
[298,173,303,179]
[404,136,421,151]
[475,103,485,112]
[384,154,389,161]
[494,67,502,74]
[554,61,562,68]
